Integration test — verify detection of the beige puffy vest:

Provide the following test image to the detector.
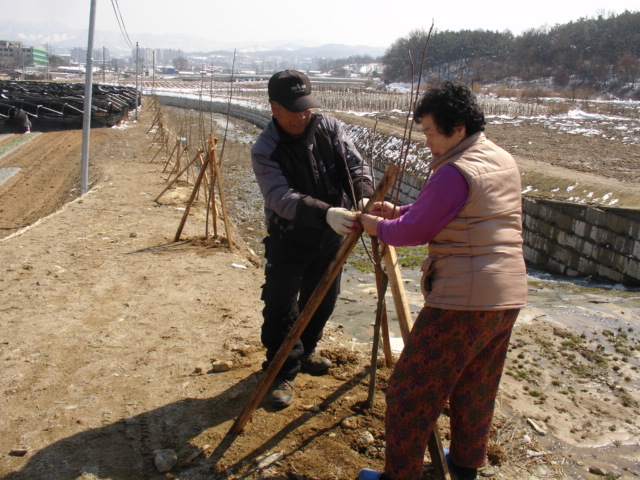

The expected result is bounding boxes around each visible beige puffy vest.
[421,132,528,310]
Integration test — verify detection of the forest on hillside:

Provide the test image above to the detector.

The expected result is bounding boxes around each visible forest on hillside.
[385,11,639,98]
[331,11,639,99]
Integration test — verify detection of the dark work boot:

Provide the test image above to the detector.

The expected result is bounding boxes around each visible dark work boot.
[269,378,296,408]
[301,352,332,374]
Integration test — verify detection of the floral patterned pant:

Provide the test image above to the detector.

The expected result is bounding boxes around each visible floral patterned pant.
[384,307,520,480]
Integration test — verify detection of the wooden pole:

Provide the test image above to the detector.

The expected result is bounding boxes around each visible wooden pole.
[206,136,218,238]
[149,142,166,163]
[173,152,209,242]
[366,257,388,406]
[228,164,399,435]
[163,139,180,173]
[382,244,414,340]
[380,308,393,367]
[381,243,450,480]
[210,135,232,248]
[371,238,393,368]
[154,151,202,203]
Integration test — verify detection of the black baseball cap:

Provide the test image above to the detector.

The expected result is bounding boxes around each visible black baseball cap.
[268,70,321,112]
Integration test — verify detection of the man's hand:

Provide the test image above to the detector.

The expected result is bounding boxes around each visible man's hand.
[357,198,370,211]
[326,207,359,235]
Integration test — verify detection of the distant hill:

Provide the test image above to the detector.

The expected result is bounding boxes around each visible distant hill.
[0,20,385,60]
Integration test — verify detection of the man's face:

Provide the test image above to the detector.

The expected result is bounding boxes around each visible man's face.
[271,103,312,137]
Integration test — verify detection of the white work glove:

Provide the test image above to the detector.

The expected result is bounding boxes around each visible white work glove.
[326,207,358,235]
[357,198,370,211]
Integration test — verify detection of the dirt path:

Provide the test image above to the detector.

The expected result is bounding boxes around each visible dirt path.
[0,104,639,480]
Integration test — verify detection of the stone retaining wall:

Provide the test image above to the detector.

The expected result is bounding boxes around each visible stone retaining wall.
[154,95,640,286]
[522,199,640,286]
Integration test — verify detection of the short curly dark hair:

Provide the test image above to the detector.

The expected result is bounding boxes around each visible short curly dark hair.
[413,81,486,136]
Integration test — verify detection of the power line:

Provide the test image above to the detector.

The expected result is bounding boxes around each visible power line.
[110,0,134,49]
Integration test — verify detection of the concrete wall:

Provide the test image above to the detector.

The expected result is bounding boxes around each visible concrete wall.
[154,94,271,130]
[154,95,640,286]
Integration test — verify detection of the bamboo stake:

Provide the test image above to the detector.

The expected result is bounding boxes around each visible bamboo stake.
[366,239,389,406]
[163,139,180,173]
[148,123,164,150]
[149,139,167,163]
[209,135,232,248]
[382,244,414,340]
[227,164,399,435]
[370,237,393,364]
[187,149,202,185]
[380,304,393,367]
[381,246,449,480]
[171,144,187,178]
[372,240,393,368]
[154,151,202,203]
[174,153,210,242]
[147,109,162,134]
[206,135,218,238]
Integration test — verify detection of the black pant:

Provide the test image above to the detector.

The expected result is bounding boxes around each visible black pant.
[260,229,342,380]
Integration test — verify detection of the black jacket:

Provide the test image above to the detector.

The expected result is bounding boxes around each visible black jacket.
[251,112,374,237]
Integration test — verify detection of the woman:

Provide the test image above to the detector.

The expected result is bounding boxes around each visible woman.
[358,81,527,480]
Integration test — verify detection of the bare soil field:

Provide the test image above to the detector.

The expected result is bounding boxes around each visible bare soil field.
[0,100,639,480]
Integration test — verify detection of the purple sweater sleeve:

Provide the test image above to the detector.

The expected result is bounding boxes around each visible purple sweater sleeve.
[376,165,469,246]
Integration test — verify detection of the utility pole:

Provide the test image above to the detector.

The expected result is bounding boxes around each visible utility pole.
[102,46,106,83]
[135,42,139,121]
[45,42,49,80]
[81,0,96,195]
[152,50,155,93]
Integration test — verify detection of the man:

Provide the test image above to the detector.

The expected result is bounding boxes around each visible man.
[251,70,374,408]
[5,107,31,133]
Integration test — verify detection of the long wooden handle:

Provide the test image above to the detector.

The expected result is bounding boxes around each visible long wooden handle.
[228,164,399,434]
[382,244,413,342]
[382,244,450,480]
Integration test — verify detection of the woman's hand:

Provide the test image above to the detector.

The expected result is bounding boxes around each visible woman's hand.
[359,213,382,236]
[369,201,401,219]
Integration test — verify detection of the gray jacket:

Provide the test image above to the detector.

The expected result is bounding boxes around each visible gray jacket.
[251,113,374,237]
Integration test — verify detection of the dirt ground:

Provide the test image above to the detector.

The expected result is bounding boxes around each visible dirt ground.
[0,100,639,480]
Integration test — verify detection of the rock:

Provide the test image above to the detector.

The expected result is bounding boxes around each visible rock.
[210,360,233,372]
[588,466,620,477]
[256,452,283,469]
[588,466,607,476]
[340,416,359,429]
[303,404,320,412]
[479,466,496,477]
[356,431,375,446]
[153,449,177,473]
[9,449,28,457]
[526,418,547,435]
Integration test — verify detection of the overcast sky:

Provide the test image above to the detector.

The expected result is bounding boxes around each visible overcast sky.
[4,0,639,49]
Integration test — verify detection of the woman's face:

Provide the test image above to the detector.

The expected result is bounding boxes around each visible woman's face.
[271,103,312,137]
[419,114,465,158]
